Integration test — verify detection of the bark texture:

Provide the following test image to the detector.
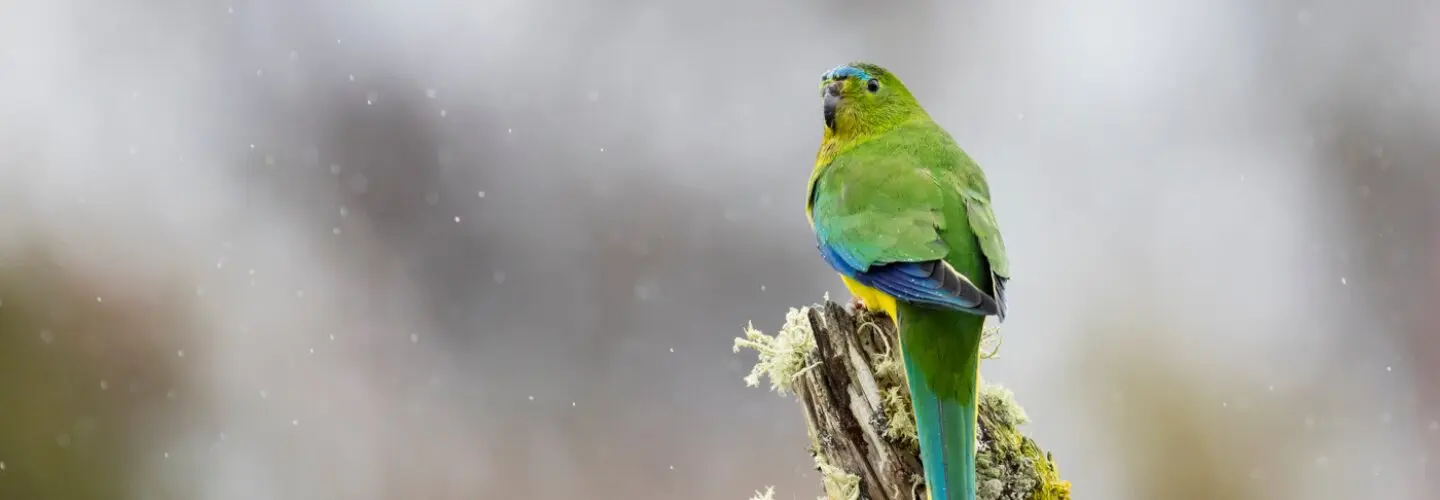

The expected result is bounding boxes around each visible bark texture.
[736,299,1070,500]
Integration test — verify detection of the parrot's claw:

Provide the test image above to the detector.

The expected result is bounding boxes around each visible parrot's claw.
[847,295,867,313]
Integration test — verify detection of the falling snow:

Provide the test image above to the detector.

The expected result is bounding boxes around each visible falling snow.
[0,7,1433,500]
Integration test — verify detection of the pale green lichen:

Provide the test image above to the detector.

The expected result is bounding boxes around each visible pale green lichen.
[739,302,1070,500]
[975,383,1071,500]
[733,306,817,396]
[880,385,918,445]
[981,322,1004,359]
[815,452,861,500]
[748,486,776,500]
[980,384,1030,428]
[862,318,920,446]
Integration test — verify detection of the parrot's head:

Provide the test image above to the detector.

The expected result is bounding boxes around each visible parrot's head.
[818,62,924,136]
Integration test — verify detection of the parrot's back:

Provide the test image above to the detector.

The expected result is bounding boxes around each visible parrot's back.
[810,119,996,295]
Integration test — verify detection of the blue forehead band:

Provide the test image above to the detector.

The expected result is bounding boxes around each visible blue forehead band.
[821,65,872,82]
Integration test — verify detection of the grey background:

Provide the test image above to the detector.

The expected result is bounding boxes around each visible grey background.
[1,1,1437,499]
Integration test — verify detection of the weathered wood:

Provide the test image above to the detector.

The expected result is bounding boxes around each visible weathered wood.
[737,300,1070,500]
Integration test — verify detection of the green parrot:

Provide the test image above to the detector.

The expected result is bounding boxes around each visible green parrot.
[805,62,1009,500]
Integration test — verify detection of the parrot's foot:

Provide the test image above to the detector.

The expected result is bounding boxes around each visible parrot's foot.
[847,295,867,313]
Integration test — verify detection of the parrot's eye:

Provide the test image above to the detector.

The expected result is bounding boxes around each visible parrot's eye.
[866,79,880,93]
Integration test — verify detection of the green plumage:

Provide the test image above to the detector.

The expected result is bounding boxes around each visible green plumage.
[806,62,1009,500]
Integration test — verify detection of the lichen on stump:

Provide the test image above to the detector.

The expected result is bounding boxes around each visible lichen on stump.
[735,298,1071,500]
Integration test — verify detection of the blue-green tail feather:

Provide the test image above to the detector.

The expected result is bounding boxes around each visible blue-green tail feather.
[899,308,984,500]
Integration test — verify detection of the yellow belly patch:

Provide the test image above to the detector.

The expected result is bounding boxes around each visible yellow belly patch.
[839,274,898,322]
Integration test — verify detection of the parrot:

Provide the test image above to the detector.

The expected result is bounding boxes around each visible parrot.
[804,62,1010,500]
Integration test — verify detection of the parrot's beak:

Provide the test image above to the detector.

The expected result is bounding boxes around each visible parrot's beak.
[823,80,843,130]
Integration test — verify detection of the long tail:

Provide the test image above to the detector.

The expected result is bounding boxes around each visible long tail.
[898,307,984,500]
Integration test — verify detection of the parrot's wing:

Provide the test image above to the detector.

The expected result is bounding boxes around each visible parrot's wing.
[811,154,1001,316]
[961,186,1010,321]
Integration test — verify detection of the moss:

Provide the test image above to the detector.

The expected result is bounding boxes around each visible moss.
[863,318,920,447]
[880,386,919,445]
[738,302,1069,500]
[815,452,861,500]
[733,306,817,396]
[981,384,1030,428]
[981,322,1004,359]
[975,384,1072,500]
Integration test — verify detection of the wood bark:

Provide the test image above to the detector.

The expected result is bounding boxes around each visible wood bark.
[743,300,1070,500]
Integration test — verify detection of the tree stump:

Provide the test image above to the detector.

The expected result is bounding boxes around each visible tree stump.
[735,299,1070,500]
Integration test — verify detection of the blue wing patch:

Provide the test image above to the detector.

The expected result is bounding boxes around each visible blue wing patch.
[819,243,1001,316]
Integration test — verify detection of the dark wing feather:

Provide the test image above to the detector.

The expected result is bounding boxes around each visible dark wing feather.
[820,243,1001,316]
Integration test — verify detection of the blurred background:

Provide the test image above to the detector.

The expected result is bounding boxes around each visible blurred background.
[0,0,1437,499]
